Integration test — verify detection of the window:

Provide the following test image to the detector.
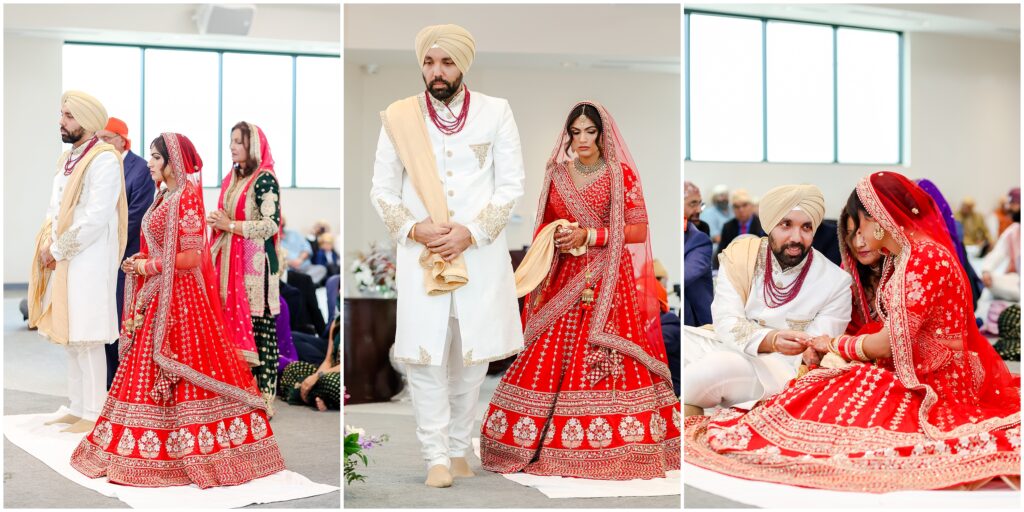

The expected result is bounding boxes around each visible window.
[684,11,902,164]
[62,43,341,188]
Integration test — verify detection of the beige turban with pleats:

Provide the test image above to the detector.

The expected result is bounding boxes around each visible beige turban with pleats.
[61,90,108,134]
[759,184,826,233]
[415,24,476,74]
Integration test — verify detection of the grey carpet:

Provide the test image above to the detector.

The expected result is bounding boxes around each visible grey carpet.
[343,411,680,508]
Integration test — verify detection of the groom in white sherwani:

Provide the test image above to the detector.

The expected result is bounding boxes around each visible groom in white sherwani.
[28,91,128,434]
[370,24,525,488]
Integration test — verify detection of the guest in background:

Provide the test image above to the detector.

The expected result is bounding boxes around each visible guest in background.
[684,181,713,328]
[207,121,282,413]
[95,116,155,388]
[713,188,765,269]
[281,317,340,411]
[957,196,990,247]
[281,216,327,285]
[700,184,732,245]
[982,208,1020,302]
[313,232,341,279]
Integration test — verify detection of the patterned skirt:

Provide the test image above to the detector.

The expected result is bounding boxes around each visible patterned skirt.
[70,273,285,487]
[479,254,681,480]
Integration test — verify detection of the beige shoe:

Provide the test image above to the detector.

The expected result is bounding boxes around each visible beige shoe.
[44,414,80,426]
[450,457,475,478]
[425,464,453,488]
[61,419,95,433]
[683,404,704,418]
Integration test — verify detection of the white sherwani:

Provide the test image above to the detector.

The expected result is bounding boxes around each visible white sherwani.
[40,145,122,422]
[684,240,852,405]
[42,148,123,345]
[370,89,526,367]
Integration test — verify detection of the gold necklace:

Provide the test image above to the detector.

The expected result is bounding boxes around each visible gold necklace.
[573,157,606,175]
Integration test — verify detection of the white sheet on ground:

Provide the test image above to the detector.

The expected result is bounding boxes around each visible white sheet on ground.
[685,462,1020,508]
[4,407,338,508]
[472,437,681,499]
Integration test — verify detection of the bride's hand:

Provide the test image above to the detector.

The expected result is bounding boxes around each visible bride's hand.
[121,257,136,274]
[554,226,588,251]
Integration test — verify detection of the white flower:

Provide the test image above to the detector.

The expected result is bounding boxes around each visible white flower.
[345,425,367,438]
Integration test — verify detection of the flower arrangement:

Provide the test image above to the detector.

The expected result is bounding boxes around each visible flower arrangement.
[350,242,397,297]
[344,424,389,485]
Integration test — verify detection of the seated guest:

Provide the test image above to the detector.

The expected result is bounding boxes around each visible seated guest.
[281,271,327,336]
[982,209,1020,302]
[306,219,330,253]
[281,317,341,411]
[313,232,341,278]
[700,184,733,246]
[684,181,713,328]
[994,304,1020,361]
[281,216,327,284]
[276,296,299,374]
[956,196,990,247]
[713,188,765,269]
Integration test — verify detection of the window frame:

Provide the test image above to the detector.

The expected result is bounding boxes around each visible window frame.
[683,9,903,165]
[63,41,341,189]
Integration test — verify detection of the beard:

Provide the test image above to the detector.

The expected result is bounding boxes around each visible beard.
[771,240,810,269]
[61,126,85,144]
[424,74,463,101]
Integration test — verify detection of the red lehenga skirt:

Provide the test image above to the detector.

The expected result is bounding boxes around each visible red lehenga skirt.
[479,251,681,480]
[70,269,286,488]
[685,359,1020,492]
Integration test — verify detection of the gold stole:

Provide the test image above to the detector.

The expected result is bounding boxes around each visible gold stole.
[381,96,468,295]
[513,219,586,298]
[28,143,128,344]
[719,236,763,307]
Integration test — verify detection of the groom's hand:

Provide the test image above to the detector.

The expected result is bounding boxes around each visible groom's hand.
[412,220,451,245]
[428,223,473,261]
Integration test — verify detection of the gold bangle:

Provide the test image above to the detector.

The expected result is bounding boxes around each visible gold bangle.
[769,331,780,352]
[854,335,869,361]
[410,224,417,241]
[828,336,841,357]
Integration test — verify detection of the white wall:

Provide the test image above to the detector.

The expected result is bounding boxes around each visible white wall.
[687,32,1020,225]
[3,5,341,284]
[343,62,681,294]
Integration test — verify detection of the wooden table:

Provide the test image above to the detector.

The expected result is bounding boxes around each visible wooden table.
[343,297,403,404]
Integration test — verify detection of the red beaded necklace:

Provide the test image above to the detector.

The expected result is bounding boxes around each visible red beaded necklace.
[64,136,100,176]
[424,86,470,135]
[763,248,814,308]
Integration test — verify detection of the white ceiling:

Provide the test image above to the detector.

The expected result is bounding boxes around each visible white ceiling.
[4,4,340,54]
[687,3,1020,42]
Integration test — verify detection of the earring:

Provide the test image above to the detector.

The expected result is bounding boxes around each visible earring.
[873,225,885,241]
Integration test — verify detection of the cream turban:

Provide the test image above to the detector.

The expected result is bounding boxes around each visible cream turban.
[61,90,107,134]
[415,24,476,74]
[759,184,826,233]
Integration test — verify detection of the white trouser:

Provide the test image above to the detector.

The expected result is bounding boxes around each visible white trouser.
[683,329,765,410]
[990,273,1021,302]
[66,344,107,421]
[405,315,489,470]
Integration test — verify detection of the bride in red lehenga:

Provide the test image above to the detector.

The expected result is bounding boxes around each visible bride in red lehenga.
[70,133,285,487]
[686,171,1020,492]
[479,102,680,480]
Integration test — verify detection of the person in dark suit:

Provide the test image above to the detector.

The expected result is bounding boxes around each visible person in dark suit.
[96,117,155,388]
[684,182,714,328]
[713,189,765,269]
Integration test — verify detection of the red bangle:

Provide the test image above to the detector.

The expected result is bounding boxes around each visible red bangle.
[840,335,858,361]
[595,227,608,246]
[145,260,159,275]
